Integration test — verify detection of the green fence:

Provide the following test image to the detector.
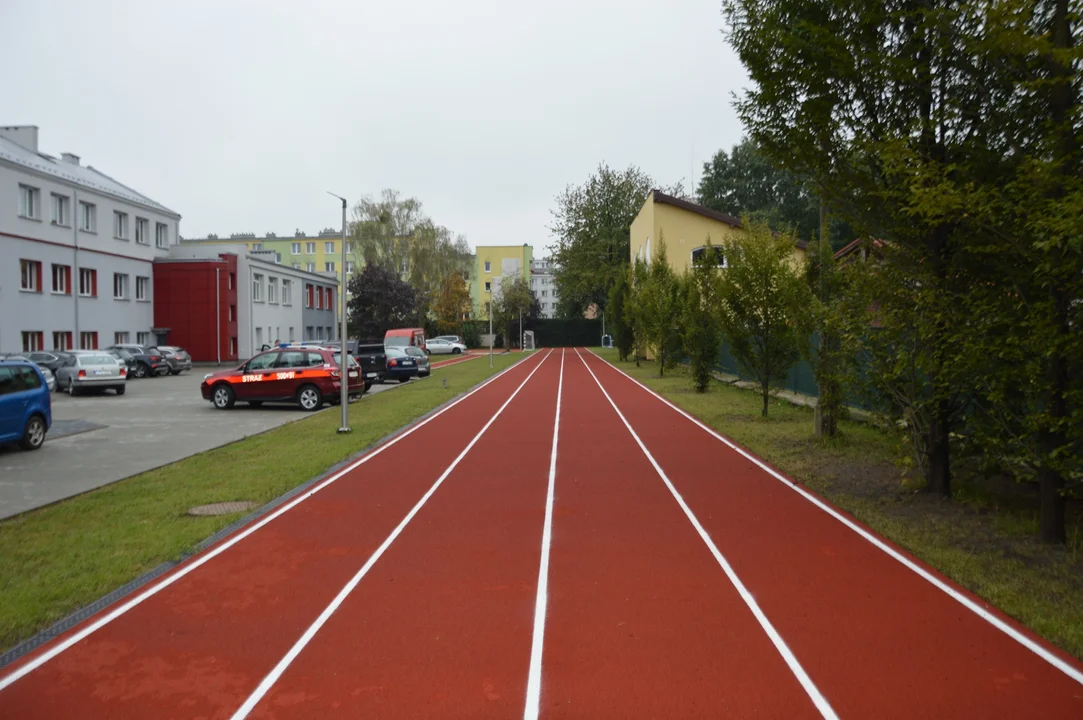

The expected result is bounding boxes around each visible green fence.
[532,318,603,347]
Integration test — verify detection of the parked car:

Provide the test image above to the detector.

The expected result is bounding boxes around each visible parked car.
[54,351,128,396]
[0,354,56,392]
[425,338,467,355]
[383,347,419,383]
[200,346,364,411]
[106,347,139,375]
[384,328,427,352]
[25,351,68,374]
[0,359,51,450]
[404,346,431,378]
[105,344,170,378]
[354,343,387,391]
[432,335,464,345]
[157,346,193,375]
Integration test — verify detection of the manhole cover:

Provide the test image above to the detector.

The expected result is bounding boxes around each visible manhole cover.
[187,501,257,517]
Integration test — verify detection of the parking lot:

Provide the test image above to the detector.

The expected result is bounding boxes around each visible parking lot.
[0,369,406,520]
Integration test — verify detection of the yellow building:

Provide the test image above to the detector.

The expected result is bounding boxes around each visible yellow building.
[629,190,807,272]
[473,244,534,319]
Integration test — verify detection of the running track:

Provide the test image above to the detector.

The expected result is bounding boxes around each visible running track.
[2,348,1081,718]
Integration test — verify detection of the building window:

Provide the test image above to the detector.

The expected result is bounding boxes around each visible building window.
[531,277,535,286]
[316,326,324,341]
[305,326,313,341]
[484,281,491,293]
[229,337,237,356]
[22,331,44,352]
[288,327,295,342]
[19,185,41,219]
[305,284,313,308]
[484,261,491,273]
[291,242,301,255]
[137,331,152,345]
[345,242,353,253]
[541,290,548,297]
[305,242,315,254]
[324,288,332,309]
[324,241,335,254]
[252,242,262,251]
[228,304,235,322]
[114,331,129,345]
[255,327,263,348]
[113,273,129,300]
[253,273,264,301]
[345,261,354,273]
[315,286,321,309]
[79,331,98,350]
[274,252,281,263]
[268,277,278,304]
[136,276,150,301]
[306,263,315,273]
[20,260,42,292]
[80,201,96,232]
[53,331,73,350]
[51,264,71,295]
[135,217,149,244]
[292,263,301,269]
[228,273,235,290]
[52,194,70,226]
[114,211,129,240]
[325,261,335,273]
[155,222,168,248]
[76,268,95,297]
[282,280,292,306]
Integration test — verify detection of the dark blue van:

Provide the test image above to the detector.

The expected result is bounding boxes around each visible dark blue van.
[0,359,51,450]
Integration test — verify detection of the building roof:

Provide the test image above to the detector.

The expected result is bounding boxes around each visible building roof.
[650,190,742,229]
[0,135,179,218]
[834,237,885,261]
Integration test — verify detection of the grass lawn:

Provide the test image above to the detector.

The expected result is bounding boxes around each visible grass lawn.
[0,354,523,653]
[594,348,1083,660]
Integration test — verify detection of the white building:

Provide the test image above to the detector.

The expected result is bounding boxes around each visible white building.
[530,257,558,319]
[0,125,181,352]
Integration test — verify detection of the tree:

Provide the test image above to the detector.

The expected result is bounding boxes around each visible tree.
[432,271,472,335]
[636,238,682,376]
[717,220,809,417]
[628,256,650,366]
[606,268,634,361]
[550,164,681,317]
[698,138,854,250]
[682,243,723,392]
[492,275,538,348]
[346,264,419,341]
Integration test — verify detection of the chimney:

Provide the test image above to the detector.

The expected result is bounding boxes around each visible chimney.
[61,152,80,166]
[0,125,39,153]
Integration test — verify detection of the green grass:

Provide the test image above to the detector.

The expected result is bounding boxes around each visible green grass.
[0,354,522,653]
[595,348,1083,659]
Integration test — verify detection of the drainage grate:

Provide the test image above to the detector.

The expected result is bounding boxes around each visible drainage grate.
[187,501,257,517]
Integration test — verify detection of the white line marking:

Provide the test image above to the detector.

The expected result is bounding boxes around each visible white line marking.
[584,348,1083,686]
[574,349,838,719]
[0,350,545,693]
[229,349,555,719]
[523,348,563,720]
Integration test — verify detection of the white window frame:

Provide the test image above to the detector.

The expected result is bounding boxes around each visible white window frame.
[79,268,96,297]
[324,241,335,254]
[114,211,129,240]
[51,264,69,295]
[113,273,129,300]
[22,331,44,352]
[268,276,278,304]
[19,184,41,219]
[484,261,491,273]
[282,280,292,306]
[80,201,96,232]
[136,276,150,301]
[306,263,315,273]
[135,217,149,245]
[690,246,727,269]
[52,193,70,226]
[53,331,73,350]
[20,259,40,292]
[137,331,152,345]
[114,331,130,345]
[325,261,335,273]
[155,222,168,248]
[79,331,98,350]
[291,242,301,255]
[253,273,264,301]
[305,242,315,254]
[345,261,354,273]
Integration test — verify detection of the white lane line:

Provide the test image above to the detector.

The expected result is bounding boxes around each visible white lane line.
[584,348,1083,687]
[230,349,555,720]
[0,350,544,694]
[523,348,564,720]
[574,349,838,719]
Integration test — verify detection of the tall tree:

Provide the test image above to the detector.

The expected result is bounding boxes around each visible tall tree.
[636,238,682,376]
[432,271,472,335]
[346,264,419,342]
[550,164,679,318]
[492,275,538,348]
[606,268,634,362]
[717,220,810,417]
[350,189,424,272]
[682,243,724,392]
[698,138,855,249]
[628,256,650,366]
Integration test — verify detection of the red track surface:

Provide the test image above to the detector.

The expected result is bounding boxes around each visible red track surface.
[1,348,1081,719]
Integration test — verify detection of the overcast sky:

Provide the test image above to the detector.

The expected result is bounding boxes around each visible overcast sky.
[2,0,749,254]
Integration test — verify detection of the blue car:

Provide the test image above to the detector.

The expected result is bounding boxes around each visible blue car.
[383,347,419,383]
[0,359,51,450]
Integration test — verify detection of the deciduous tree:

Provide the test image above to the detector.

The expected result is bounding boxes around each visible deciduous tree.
[346,264,419,342]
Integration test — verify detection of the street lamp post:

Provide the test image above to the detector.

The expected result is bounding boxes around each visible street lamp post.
[327,192,350,434]
[488,287,493,368]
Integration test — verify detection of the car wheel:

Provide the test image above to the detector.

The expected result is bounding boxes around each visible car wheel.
[212,383,235,409]
[363,381,373,393]
[134,363,148,378]
[398,378,410,383]
[19,415,47,451]
[115,385,126,395]
[248,401,263,407]
[452,347,461,354]
[297,384,322,411]
[67,378,78,396]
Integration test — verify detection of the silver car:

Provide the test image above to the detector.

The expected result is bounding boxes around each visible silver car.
[404,346,431,377]
[425,338,467,355]
[54,351,127,396]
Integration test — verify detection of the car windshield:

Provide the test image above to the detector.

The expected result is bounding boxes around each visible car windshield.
[405,347,425,357]
[113,349,133,359]
[80,354,117,365]
[385,337,409,347]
